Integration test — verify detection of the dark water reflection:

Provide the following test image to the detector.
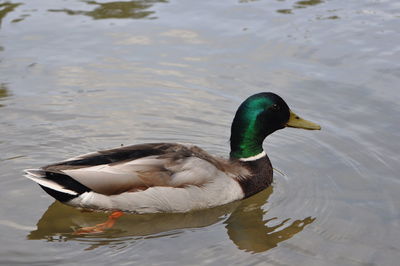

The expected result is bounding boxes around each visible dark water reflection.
[276,0,327,15]
[28,187,314,253]
[48,0,167,20]
[0,1,22,27]
[224,187,315,253]
[295,0,324,8]
[0,83,10,107]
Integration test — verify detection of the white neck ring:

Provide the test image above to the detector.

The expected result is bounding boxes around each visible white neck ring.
[239,151,266,162]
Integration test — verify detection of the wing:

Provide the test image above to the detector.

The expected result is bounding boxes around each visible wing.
[34,143,240,196]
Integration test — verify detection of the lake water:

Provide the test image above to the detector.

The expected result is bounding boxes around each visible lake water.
[1,0,399,265]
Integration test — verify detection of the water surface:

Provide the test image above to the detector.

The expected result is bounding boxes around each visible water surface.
[1,0,399,265]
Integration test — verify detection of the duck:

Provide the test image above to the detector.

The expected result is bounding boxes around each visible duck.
[24,92,320,214]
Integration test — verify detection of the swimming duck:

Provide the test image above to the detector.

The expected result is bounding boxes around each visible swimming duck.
[24,92,320,214]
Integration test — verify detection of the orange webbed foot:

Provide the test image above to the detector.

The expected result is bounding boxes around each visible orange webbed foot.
[73,211,124,235]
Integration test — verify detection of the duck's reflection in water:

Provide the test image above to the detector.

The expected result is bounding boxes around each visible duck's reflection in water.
[225,187,315,253]
[28,186,315,253]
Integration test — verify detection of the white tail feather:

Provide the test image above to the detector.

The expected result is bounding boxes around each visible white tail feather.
[24,169,78,195]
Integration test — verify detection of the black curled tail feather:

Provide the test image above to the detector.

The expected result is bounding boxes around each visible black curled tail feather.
[42,171,91,202]
[24,169,91,202]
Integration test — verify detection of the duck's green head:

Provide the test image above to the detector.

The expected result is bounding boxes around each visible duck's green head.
[230,92,320,159]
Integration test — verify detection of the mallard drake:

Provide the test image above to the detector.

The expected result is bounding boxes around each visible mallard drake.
[25,92,320,214]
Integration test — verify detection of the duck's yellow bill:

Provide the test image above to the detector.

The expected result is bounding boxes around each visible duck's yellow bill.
[286,110,321,130]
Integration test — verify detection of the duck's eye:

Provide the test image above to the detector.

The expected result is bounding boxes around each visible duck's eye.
[270,104,280,111]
